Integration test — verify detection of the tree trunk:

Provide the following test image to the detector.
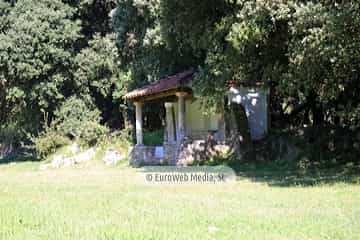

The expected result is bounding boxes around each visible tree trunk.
[226,103,252,160]
[123,107,133,130]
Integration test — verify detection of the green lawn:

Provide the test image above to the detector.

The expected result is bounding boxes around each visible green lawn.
[0,161,360,240]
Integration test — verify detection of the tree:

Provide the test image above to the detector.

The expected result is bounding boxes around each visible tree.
[113,0,360,129]
[74,33,127,127]
[112,0,196,89]
[63,0,117,38]
[0,0,81,133]
[280,2,360,127]
[0,0,125,139]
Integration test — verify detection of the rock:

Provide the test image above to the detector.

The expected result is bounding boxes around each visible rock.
[63,157,75,167]
[39,164,50,170]
[103,149,124,166]
[73,148,96,164]
[51,155,64,168]
[69,143,80,154]
[39,148,96,170]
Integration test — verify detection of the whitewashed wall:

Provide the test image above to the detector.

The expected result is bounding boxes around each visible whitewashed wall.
[173,99,219,140]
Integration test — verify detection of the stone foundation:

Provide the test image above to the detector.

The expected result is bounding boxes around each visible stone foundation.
[176,140,230,166]
[129,140,231,166]
[129,143,179,165]
[130,145,162,165]
[163,143,178,165]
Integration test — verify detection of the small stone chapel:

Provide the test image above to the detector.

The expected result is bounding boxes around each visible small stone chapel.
[124,70,269,165]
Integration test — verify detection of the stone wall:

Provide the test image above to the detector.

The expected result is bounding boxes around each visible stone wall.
[176,139,230,166]
[129,143,179,166]
[129,139,231,166]
[129,145,166,165]
[163,143,178,165]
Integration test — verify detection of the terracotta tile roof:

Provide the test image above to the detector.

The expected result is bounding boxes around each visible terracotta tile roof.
[226,80,269,87]
[124,70,194,100]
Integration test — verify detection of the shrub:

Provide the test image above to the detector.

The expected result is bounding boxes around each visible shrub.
[32,97,112,158]
[54,97,101,138]
[97,129,133,159]
[102,128,133,147]
[79,121,109,146]
[103,128,133,144]
[32,128,70,159]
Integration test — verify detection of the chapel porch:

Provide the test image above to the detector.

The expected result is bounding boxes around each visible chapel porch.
[124,70,227,165]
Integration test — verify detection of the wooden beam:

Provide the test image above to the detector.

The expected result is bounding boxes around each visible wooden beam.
[130,87,192,103]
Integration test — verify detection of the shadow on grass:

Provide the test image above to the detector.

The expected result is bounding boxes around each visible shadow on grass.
[228,161,360,187]
[0,153,38,165]
[190,156,360,187]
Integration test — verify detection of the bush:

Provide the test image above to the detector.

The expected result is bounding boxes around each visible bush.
[79,121,109,146]
[103,128,133,144]
[54,97,101,138]
[32,97,112,158]
[32,121,110,159]
[32,128,70,159]
[98,129,134,158]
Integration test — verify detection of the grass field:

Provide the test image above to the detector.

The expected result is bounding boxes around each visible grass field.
[0,161,360,240]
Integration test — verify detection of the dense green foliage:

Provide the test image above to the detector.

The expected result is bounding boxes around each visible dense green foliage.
[0,0,127,157]
[53,97,101,137]
[0,0,81,133]
[112,0,360,127]
[0,0,123,136]
[1,0,360,161]
[32,97,109,157]
[32,128,70,158]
